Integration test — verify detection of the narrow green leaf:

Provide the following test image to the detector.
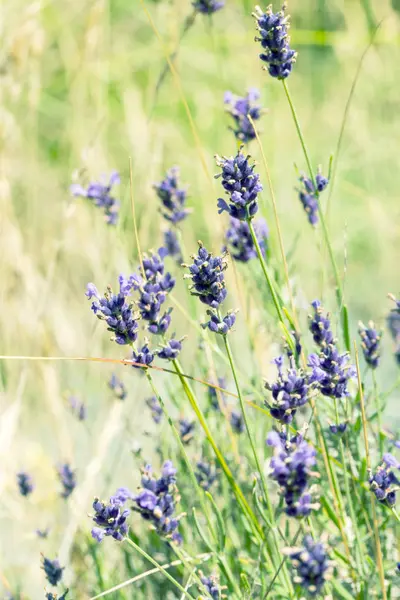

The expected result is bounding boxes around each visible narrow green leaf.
[240,573,252,597]
[331,579,356,600]
[320,495,340,530]
[342,304,351,353]
[205,492,226,552]
[192,508,214,553]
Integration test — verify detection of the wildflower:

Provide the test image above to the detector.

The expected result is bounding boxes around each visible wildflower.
[308,301,356,399]
[203,309,237,335]
[41,557,64,586]
[196,460,218,491]
[45,592,69,600]
[224,88,263,143]
[287,536,333,596]
[230,409,245,434]
[297,171,328,226]
[85,281,139,346]
[132,343,156,368]
[158,337,183,361]
[224,217,268,262]
[184,243,228,308]
[253,4,297,80]
[108,373,127,400]
[134,461,182,543]
[215,148,262,221]
[164,229,182,262]
[329,423,347,435]
[265,355,320,424]
[68,395,86,421]
[198,572,222,599]
[358,321,382,369]
[369,454,400,507]
[154,167,189,224]
[17,472,34,497]
[146,396,163,424]
[267,430,319,517]
[71,171,120,225]
[91,492,130,542]
[208,377,227,410]
[179,418,196,444]
[57,464,76,499]
[193,0,224,14]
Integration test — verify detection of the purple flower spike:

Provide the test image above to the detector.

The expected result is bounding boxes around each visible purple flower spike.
[154,167,189,224]
[71,171,120,225]
[224,88,263,143]
[224,217,268,262]
[193,0,224,14]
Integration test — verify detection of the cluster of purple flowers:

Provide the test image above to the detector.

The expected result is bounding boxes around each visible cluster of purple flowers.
[267,430,319,518]
[108,373,127,400]
[193,0,224,14]
[71,172,120,225]
[41,557,64,586]
[86,281,139,346]
[215,148,262,221]
[184,243,236,335]
[91,488,132,542]
[153,167,189,225]
[45,592,69,600]
[287,536,333,596]
[308,301,356,399]
[224,217,268,263]
[163,229,182,262]
[369,453,400,507]
[358,321,382,369]
[265,355,319,424]
[253,4,297,79]
[297,171,329,226]
[133,461,182,544]
[57,464,76,499]
[198,572,221,599]
[179,418,196,444]
[196,460,218,491]
[146,396,163,424]
[224,89,263,143]
[17,472,34,497]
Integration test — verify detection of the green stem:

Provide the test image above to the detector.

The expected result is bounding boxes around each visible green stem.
[222,333,293,594]
[281,80,347,349]
[124,538,196,600]
[372,369,384,455]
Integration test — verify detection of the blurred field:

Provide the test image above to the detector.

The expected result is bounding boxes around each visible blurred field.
[1,0,400,597]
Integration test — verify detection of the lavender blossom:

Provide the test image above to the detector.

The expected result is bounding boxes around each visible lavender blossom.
[297,171,329,226]
[224,217,268,262]
[45,592,69,600]
[230,410,245,434]
[41,557,64,586]
[57,464,76,499]
[179,418,196,444]
[358,321,382,369]
[215,148,262,221]
[164,229,182,262]
[329,423,347,436]
[196,460,218,491]
[146,396,163,424]
[68,395,86,421]
[224,89,263,143]
[132,343,156,368]
[267,430,319,518]
[154,167,189,224]
[287,536,333,596]
[308,301,356,399]
[108,373,127,400]
[193,0,224,13]
[203,309,236,335]
[265,356,320,424]
[369,453,400,507]
[134,461,182,543]
[158,337,183,361]
[184,243,228,308]
[387,295,400,365]
[71,171,120,225]
[253,4,297,80]
[17,472,34,497]
[85,281,139,346]
[198,572,221,599]
[91,491,130,542]
[208,377,227,410]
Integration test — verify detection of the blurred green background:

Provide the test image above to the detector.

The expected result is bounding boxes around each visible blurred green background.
[1,0,400,597]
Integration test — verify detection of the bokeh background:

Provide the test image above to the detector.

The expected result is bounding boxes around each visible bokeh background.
[1,0,400,597]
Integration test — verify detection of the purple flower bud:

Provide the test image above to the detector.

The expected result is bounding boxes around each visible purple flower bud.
[253,5,297,80]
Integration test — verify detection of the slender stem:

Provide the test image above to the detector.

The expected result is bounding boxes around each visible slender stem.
[372,369,384,456]
[124,538,196,600]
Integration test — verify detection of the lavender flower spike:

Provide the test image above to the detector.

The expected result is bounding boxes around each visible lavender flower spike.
[358,321,382,369]
[17,472,34,497]
[42,557,64,586]
[286,536,333,597]
[369,454,400,507]
[154,166,189,224]
[224,88,264,143]
[297,170,329,226]
[71,171,120,225]
[91,490,130,542]
[108,373,127,400]
[57,464,76,499]
[253,4,297,80]
[215,148,262,221]
[224,217,268,262]
[193,0,224,14]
